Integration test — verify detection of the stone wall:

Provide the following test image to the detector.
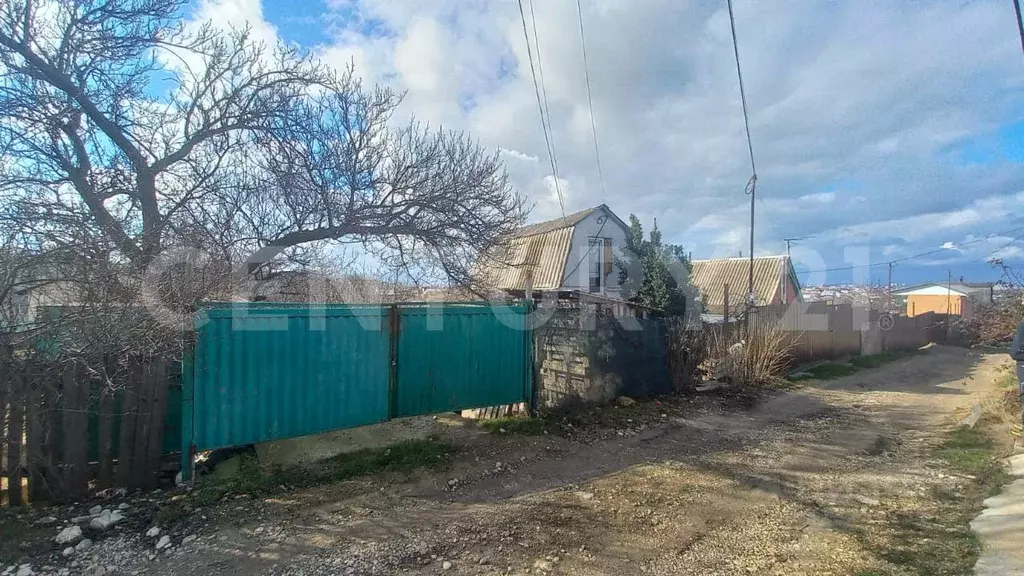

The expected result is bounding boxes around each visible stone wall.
[535,308,672,410]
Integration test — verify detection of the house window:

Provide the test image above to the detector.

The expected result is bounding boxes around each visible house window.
[588,237,611,293]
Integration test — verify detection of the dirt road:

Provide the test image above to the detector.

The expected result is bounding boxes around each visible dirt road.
[77,346,1015,575]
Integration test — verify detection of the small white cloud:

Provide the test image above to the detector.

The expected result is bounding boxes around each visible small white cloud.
[798,192,836,203]
[499,148,539,163]
[937,209,982,228]
[941,241,957,250]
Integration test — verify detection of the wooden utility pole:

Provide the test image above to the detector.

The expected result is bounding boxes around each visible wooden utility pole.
[887,261,894,308]
[783,237,803,259]
[748,186,755,306]
[947,269,952,316]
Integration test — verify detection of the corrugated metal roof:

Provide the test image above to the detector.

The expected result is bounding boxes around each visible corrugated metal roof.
[477,226,574,291]
[690,256,791,313]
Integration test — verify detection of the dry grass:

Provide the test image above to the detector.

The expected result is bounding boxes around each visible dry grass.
[744,322,797,385]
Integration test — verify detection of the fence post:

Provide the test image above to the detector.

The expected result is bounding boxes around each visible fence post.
[62,363,89,500]
[723,283,730,342]
[95,356,117,489]
[143,358,169,490]
[114,360,140,488]
[0,347,10,505]
[387,304,399,419]
[6,364,23,507]
[26,369,44,503]
[180,349,195,484]
[525,301,537,416]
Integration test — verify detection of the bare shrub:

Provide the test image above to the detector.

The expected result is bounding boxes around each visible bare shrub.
[962,300,1024,345]
[703,320,796,387]
[665,318,711,392]
[739,322,797,385]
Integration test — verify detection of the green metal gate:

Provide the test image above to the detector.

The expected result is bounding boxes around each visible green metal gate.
[182,303,532,479]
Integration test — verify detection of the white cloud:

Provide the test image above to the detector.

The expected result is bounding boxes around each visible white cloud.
[941,241,957,250]
[185,0,1024,274]
[799,192,836,204]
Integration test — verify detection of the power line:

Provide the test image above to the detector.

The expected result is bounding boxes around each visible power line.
[516,0,566,221]
[984,232,1024,260]
[797,225,1024,275]
[528,0,559,179]
[574,0,607,200]
[726,0,757,301]
[726,0,757,179]
[1014,0,1024,58]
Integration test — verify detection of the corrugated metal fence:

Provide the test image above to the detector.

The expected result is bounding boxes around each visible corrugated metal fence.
[182,303,533,479]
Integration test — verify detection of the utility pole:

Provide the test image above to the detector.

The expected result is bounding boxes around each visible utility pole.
[947,269,952,316]
[887,261,894,309]
[748,182,755,305]
[783,237,804,259]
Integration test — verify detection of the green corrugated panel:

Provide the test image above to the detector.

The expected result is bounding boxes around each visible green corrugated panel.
[394,305,531,417]
[191,305,391,452]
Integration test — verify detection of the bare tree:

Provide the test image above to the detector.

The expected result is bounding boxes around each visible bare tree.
[0,0,524,293]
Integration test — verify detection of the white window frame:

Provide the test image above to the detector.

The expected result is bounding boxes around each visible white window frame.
[588,236,609,294]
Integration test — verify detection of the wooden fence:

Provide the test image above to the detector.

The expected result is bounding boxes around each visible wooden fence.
[1,354,179,506]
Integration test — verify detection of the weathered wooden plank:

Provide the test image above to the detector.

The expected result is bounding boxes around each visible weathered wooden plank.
[26,368,44,502]
[62,363,89,500]
[6,370,24,507]
[0,346,10,504]
[95,354,117,490]
[114,360,140,488]
[39,374,59,501]
[131,357,156,489]
[0,363,8,486]
[95,383,116,489]
[142,358,168,489]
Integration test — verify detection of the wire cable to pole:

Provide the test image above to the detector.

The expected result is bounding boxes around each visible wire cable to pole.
[517,0,567,221]
[574,0,607,200]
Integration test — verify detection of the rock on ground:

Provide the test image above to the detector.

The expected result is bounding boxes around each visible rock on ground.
[88,511,124,531]
[54,525,83,545]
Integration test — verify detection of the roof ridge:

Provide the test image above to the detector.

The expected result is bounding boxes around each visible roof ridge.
[513,204,607,238]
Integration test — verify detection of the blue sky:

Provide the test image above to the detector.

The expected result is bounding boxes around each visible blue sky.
[188,0,1024,286]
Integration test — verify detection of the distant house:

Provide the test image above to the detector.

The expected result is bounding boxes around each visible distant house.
[477,204,631,298]
[893,284,974,319]
[894,281,993,306]
[690,255,802,315]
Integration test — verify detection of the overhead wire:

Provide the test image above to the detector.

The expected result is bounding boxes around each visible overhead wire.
[574,0,607,200]
[726,0,757,187]
[797,225,1024,275]
[726,0,758,300]
[517,0,567,221]
[1014,0,1024,58]
[984,231,1024,261]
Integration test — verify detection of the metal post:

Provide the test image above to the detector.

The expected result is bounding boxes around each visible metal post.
[388,304,399,419]
[887,261,894,310]
[723,283,731,342]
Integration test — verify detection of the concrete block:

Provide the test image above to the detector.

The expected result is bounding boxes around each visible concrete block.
[255,416,443,470]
